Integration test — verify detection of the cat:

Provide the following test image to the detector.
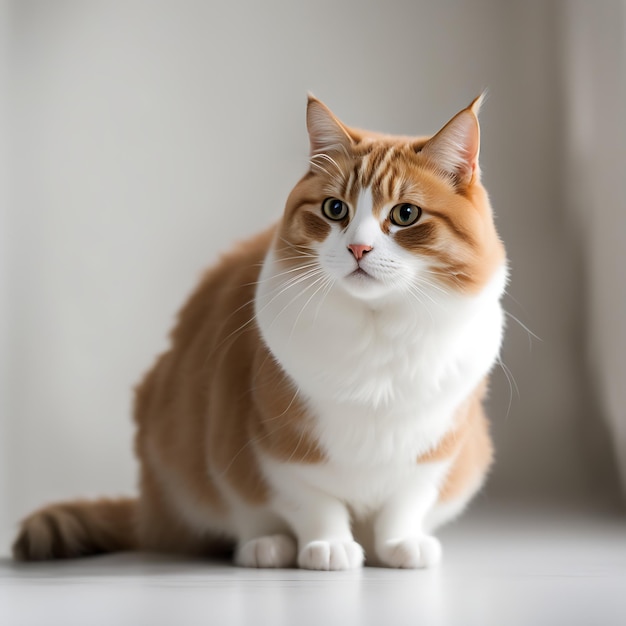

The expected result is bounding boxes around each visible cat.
[12,95,507,570]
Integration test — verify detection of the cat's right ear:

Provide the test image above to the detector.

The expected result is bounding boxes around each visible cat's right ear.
[306,95,353,155]
[420,94,484,188]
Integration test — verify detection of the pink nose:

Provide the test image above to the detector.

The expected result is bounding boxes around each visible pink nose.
[348,244,373,261]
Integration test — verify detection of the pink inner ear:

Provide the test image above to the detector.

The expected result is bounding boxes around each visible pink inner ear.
[462,114,480,170]
[307,99,353,155]
[421,108,480,185]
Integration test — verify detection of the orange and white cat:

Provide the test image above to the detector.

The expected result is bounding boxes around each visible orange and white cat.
[13,96,506,570]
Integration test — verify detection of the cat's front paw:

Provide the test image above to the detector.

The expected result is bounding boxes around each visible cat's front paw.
[298,540,364,571]
[377,536,442,569]
[235,534,297,568]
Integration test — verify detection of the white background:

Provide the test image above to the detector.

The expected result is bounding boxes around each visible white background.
[2,0,624,551]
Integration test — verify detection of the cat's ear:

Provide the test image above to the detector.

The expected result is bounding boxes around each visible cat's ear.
[420,94,484,188]
[306,95,354,155]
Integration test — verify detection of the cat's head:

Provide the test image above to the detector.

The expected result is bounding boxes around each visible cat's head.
[275,96,506,304]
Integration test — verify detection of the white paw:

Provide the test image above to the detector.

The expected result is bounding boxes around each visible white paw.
[235,534,297,568]
[298,540,364,571]
[377,536,442,569]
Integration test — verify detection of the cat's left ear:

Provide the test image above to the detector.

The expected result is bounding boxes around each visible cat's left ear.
[306,95,354,155]
[420,94,484,188]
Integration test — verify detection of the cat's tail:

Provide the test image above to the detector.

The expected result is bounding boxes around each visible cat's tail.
[12,497,137,561]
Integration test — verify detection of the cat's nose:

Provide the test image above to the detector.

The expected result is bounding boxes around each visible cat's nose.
[348,244,373,261]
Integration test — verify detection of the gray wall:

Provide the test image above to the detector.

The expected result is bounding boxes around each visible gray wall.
[2,0,614,550]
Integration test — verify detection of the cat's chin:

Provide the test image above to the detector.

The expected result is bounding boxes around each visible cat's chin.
[340,270,394,301]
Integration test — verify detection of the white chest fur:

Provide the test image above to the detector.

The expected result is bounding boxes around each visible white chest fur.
[255,251,506,509]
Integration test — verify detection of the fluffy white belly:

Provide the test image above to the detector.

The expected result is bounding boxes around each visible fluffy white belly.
[263,451,451,517]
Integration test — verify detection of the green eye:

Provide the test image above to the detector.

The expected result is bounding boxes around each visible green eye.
[322,197,349,221]
[390,203,422,227]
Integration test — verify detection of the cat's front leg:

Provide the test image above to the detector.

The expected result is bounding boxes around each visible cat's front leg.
[374,479,442,569]
[274,487,364,571]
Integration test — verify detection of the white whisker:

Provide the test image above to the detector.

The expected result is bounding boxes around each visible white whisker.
[242,262,321,288]
[415,277,451,300]
[496,357,519,419]
[203,264,322,365]
[288,274,332,344]
[504,310,541,348]
[268,269,326,332]
[410,281,439,308]
[406,284,434,323]
[313,277,335,325]
[216,387,302,480]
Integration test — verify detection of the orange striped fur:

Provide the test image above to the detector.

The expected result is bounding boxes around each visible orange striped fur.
[13,96,506,570]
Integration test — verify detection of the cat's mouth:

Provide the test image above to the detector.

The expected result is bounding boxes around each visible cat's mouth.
[342,266,392,299]
[349,267,375,280]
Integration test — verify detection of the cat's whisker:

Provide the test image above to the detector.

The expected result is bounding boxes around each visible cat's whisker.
[275,254,318,262]
[422,267,464,288]
[221,384,329,480]
[285,423,307,464]
[299,433,318,466]
[204,265,323,365]
[266,266,324,298]
[278,237,317,251]
[313,277,335,325]
[309,160,334,179]
[275,250,318,261]
[257,266,320,302]
[415,274,452,298]
[310,152,342,173]
[501,358,519,399]
[258,387,302,425]
[496,357,518,420]
[310,153,344,185]
[414,286,437,320]
[242,262,321,288]
[414,281,448,305]
[268,269,326,332]
[503,289,528,313]
[504,310,541,348]
[309,157,344,187]
[409,281,439,310]
[260,263,323,295]
[420,267,456,283]
[287,273,333,344]
[205,264,320,365]
[278,238,319,257]
[254,270,325,332]
[406,284,435,324]
[216,393,304,480]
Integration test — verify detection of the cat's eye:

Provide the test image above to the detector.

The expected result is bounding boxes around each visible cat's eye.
[390,203,422,227]
[322,197,349,221]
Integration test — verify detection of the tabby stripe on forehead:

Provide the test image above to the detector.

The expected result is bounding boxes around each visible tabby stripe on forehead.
[346,162,362,201]
[341,168,354,199]
[370,146,396,187]
[381,169,396,200]
[394,174,409,200]
[361,147,390,188]
[398,178,412,199]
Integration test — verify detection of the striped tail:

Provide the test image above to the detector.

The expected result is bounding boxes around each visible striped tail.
[12,497,137,561]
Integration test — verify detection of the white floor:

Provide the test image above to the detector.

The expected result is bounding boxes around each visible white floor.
[1,501,625,626]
